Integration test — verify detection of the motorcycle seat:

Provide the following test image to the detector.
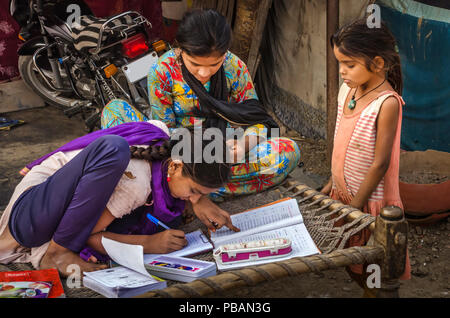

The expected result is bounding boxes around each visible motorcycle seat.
[71,14,136,53]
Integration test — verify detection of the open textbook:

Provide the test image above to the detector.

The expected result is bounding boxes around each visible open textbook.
[210,198,320,270]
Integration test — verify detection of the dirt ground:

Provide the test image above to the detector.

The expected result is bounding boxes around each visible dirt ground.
[0,105,448,298]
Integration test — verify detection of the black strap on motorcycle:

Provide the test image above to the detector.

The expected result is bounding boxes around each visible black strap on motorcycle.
[71,14,134,52]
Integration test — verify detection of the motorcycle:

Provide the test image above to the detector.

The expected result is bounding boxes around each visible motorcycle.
[10,0,167,131]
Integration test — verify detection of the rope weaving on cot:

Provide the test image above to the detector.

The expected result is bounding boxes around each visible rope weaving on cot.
[280,179,376,254]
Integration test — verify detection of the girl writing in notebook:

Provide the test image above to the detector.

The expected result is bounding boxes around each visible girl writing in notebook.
[0,121,238,277]
[321,19,410,294]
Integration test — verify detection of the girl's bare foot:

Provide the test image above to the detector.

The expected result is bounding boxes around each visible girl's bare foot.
[40,240,107,277]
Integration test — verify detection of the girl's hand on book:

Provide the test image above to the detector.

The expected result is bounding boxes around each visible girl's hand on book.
[145,230,187,254]
[192,196,240,233]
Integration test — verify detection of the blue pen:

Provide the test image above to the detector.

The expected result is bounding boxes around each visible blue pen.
[146,213,171,230]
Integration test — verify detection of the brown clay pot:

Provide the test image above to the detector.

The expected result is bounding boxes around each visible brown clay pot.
[399,150,450,224]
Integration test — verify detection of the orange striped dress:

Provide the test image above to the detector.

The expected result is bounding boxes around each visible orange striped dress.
[330,83,410,280]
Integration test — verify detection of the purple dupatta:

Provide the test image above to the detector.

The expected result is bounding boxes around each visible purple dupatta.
[24,122,185,262]
[26,122,170,170]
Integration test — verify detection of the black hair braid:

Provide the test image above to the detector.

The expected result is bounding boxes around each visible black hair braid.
[129,140,171,162]
[128,128,232,189]
[386,54,403,94]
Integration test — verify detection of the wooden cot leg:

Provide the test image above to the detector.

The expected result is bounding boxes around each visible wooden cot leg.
[373,206,408,298]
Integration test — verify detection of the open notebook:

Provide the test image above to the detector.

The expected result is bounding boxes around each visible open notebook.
[210,198,320,270]
[83,237,166,298]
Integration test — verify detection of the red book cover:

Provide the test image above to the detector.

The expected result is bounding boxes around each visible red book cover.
[0,268,65,298]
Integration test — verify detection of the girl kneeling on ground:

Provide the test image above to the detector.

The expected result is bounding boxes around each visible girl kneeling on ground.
[0,120,238,276]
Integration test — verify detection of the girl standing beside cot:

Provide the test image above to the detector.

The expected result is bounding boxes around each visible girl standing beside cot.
[321,19,411,294]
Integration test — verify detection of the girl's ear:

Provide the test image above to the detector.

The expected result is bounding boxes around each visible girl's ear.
[371,56,385,73]
[168,160,184,175]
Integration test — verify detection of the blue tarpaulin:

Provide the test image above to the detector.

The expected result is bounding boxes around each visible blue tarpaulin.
[377,0,450,152]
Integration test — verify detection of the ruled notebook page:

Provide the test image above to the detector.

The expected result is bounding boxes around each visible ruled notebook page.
[210,198,303,246]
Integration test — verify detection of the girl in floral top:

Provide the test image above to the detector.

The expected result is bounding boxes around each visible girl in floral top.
[147,49,258,130]
[101,9,300,201]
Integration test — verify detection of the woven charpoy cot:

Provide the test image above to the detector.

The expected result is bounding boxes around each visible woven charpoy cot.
[138,178,408,298]
[0,178,408,298]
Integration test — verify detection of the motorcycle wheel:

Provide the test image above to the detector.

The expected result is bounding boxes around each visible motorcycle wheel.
[18,55,86,109]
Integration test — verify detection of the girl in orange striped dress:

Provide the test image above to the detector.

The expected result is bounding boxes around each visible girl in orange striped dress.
[321,19,410,295]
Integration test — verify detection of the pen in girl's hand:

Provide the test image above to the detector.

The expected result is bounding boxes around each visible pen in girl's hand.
[146,213,170,230]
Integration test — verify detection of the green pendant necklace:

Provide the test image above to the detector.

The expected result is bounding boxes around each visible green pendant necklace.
[348,78,386,110]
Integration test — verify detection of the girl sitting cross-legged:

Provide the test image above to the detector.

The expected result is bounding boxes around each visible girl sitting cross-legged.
[101,9,301,202]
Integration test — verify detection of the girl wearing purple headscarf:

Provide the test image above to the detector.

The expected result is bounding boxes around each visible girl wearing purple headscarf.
[0,120,237,277]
